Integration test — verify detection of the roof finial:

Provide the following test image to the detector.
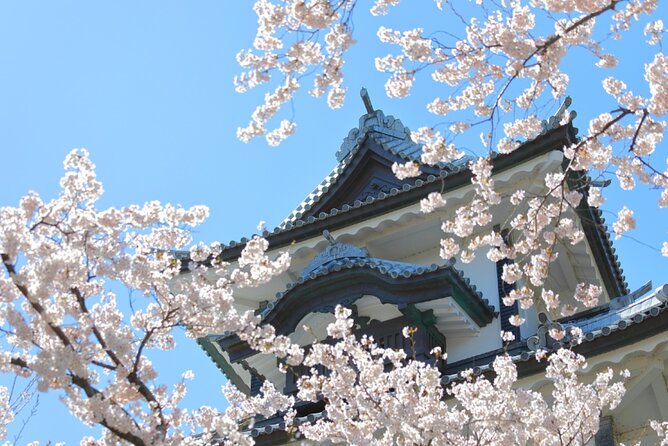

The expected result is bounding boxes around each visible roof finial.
[322,229,337,246]
[360,87,374,114]
[541,96,577,134]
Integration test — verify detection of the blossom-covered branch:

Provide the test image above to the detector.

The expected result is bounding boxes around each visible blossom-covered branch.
[0,150,299,444]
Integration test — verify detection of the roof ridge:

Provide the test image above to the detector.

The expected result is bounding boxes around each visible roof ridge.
[336,108,417,161]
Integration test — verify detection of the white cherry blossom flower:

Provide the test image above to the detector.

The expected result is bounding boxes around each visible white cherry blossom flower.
[391,161,420,179]
[509,314,525,327]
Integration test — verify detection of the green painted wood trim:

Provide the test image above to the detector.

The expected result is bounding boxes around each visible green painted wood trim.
[197,337,250,395]
[402,304,447,347]
[450,281,495,327]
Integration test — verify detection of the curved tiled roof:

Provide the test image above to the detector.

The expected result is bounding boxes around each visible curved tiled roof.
[442,283,667,385]
[189,126,568,254]
[279,106,469,228]
[259,254,495,321]
[203,99,585,258]
[277,167,452,229]
[247,410,327,438]
[336,108,423,162]
[211,253,495,346]
[582,201,628,295]
[279,94,576,231]
[566,283,667,341]
[205,164,462,254]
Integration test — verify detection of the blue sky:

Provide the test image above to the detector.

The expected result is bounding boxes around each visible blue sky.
[0,1,666,443]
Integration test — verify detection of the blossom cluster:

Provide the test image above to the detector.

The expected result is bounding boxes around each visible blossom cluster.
[236,0,359,145]
[283,306,628,445]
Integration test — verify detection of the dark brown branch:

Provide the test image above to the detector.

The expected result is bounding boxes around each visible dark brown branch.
[629,108,649,153]
[2,254,73,349]
[71,286,168,436]
[2,254,152,444]
[534,0,621,55]
[68,374,147,446]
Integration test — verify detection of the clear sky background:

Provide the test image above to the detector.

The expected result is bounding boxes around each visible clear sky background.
[0,1,666,444]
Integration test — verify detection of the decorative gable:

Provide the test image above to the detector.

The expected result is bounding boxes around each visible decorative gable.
[301,138,437,220]
[281,89,447,227]
[217,236,495,369]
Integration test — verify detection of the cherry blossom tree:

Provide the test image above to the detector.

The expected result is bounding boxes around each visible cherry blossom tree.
[0,150,301,445]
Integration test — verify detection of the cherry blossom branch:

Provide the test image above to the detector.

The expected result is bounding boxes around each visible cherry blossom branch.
[70,286,170,436]
[1,254,75,349]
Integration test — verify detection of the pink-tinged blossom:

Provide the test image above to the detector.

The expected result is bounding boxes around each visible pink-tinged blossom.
[503,116,542,142]
[384,70,416,98]
[412,127,464,165]
[574,283,602,308]
[370,0,401,16]
[613,206,636,239]
[430,346,443,358]
[449,121,470,133]
[651,420,668,446]
[440,237,460,259]
[460,250,475,263]
[549,327,566,341]
[570,326,584,344]
[595,54,618,68]
[0,387,13,440]
[391,160,420,179]
[265,120,296,146]
[587,186,605,207]
[502,263,523,285]
[509,314,525,327]
[646,53,668,116]
[510,189,525,205]
[501,330,516,342]
[561,303,578,317]
[542,288,559,310]
[644,19,665,45]
[420,192,447,213]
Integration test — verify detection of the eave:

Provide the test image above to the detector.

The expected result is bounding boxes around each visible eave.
[569,171,629,296]
[184,124,626,299]
[209,125,576,260]
[197,336,249,394]
[442,285,668,383]
[218,260,496,364]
